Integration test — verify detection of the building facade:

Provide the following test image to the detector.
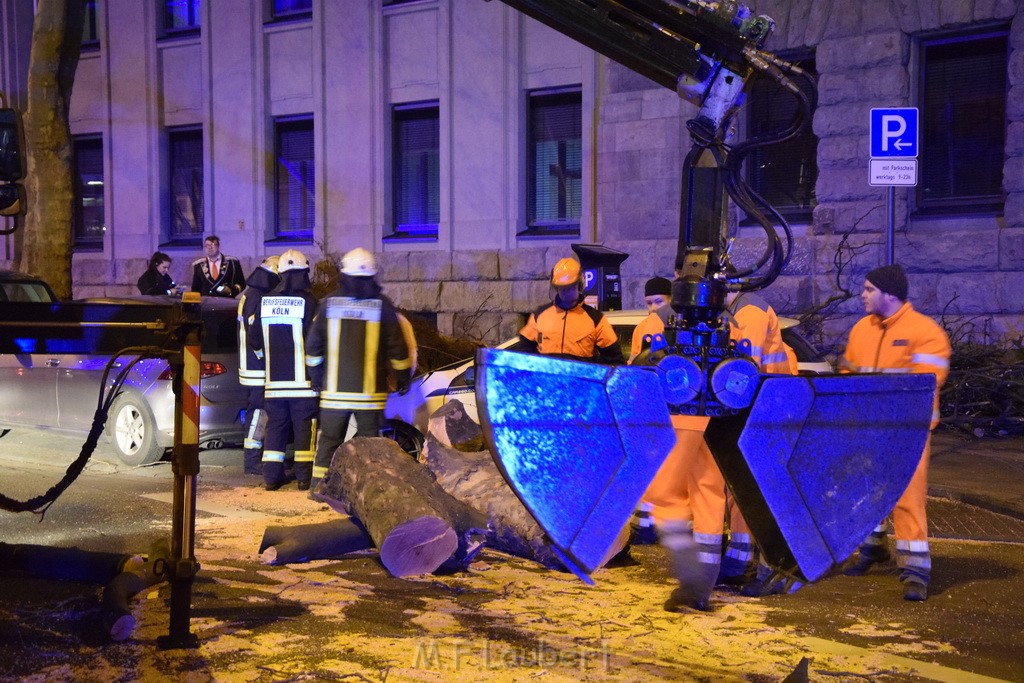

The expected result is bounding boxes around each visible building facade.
[1,0,1021,346]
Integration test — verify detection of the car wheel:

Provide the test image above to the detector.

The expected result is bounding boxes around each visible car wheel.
[107,393,165,466]
[380,419,425,459]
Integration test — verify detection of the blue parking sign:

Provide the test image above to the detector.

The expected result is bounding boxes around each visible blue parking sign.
[870,108,918,158]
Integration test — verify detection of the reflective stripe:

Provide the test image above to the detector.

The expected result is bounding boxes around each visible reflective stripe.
[761,351,788,366]
[880,367,911,374]
[730,533,752,544]
[693,532,722,546]
[306,355,323,367]
[312,465,329,478]
[391,357,412,370]
[265,388,318,399]
[748,345,763,358]
[263,450,286,463]
[896,539,930,552]
[243,438,262,450]
[932,409,940,422]
[725,547,755,561]
[913,353,949,369]
[697,552,720,565]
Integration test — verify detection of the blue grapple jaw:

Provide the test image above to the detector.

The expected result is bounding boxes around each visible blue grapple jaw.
[476,347,934,583]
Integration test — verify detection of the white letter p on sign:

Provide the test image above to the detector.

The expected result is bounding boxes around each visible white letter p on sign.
[881,115,906,152]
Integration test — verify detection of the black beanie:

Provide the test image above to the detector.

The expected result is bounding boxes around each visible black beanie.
[645,276,672,297]
[865,264,908,301]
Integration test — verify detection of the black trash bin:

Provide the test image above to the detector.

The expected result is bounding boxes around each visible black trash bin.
[570,244,629,311]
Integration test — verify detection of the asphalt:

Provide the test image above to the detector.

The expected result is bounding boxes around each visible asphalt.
[924,429,1024,543]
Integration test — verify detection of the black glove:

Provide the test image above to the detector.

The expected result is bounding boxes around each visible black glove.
[395,369,412,395]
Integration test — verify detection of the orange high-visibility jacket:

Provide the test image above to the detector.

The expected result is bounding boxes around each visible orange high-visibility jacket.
[519,302,623,363]
[727,293,796,375]
[841,301,951,427]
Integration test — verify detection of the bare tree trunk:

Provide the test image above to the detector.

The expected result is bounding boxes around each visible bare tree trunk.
[17,0,84,299]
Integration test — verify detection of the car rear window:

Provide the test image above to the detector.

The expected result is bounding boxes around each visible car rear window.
[0,281,55,302]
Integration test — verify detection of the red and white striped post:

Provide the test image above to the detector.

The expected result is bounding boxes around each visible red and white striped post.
[158,292,203,649]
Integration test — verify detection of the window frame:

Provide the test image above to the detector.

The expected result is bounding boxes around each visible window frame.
[522,87,583,237]
[387,101,440,241]
[915,26,1008,216]
[82,0,100,50]
[166,126,205,244]
[72,135,105,251]
[268,0,312,23]
[742,51,818,224]
[272,115,316,242]
[159,0,201,38]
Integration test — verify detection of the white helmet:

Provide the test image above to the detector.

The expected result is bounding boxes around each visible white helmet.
[342,247,377,276]
[260,255,280,274]
[278,249,309,273]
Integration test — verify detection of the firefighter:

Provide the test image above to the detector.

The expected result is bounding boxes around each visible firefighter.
[236,255,280,475]
[518,257,625,364]
[840,264,950,602]
[250,249,319,491]
[305,248,413,496]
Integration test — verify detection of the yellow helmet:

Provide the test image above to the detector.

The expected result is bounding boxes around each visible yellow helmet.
[341,247,377,276]
[551,258,582,286]
[278,249,309,273]
[260,255,280,274]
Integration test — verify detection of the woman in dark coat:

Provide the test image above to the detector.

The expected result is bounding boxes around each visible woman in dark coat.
[137,251,180,295]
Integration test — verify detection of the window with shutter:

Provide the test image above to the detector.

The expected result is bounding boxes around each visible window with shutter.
[274,117,315,239]
[390,103,439,239]
[918,28,1007,213]
[525,89,582,235]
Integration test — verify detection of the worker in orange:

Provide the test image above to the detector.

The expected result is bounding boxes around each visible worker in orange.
[839,264,950,602]
[634,272,795,610]
[518,257,625,364]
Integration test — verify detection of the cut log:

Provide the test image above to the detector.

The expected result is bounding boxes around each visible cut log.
[259,518,373,565]
[316,436,488,577]
[101,539,170,642]
[420,434,565,569]
[0,541,134,583]
[424,399,484,452]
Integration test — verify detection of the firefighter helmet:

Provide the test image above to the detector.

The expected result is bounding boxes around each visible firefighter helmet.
[278,249,309,273]
[342,247,377,276]
[260,255,280,274]
[551,258,582,286]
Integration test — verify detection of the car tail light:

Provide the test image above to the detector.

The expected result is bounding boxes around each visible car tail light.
[157,361,228,381]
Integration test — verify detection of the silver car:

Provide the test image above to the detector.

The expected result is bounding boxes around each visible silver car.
[0,292,247,466]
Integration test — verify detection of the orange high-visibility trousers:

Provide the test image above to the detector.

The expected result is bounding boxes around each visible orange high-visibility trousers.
[642,415,726,537]
[893,433,931,542]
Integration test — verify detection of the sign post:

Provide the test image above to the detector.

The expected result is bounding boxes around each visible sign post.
[869,108,919,265]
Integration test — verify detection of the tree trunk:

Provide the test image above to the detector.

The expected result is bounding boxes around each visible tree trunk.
[317,436,488,577]
[18,0,84,298]
[258,518,373,566]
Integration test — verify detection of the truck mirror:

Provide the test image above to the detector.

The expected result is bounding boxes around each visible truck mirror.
[0,182,25,216]
[0,108,26,183]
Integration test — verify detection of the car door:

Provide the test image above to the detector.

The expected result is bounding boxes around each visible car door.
[0,351,60,429]
[55,351,120,432]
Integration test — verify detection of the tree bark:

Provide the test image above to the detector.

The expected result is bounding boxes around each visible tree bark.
[258,518,373,566]
[19,0,84,298]
[317,436,488,577]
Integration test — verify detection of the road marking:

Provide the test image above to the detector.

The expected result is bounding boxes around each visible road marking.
[141,492,271,520]
[798,636,1012,682]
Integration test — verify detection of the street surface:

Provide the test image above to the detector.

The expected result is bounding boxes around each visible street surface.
[1,429,1023,682]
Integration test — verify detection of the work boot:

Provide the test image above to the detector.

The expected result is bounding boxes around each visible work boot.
[293,462,312,491]
[902,576,928,602]
[659,521,716,612]
[243,450,263,476]
[263,462,286,491]
[843,545,891,576]
[631,502,658,545]
[740,561,803,597]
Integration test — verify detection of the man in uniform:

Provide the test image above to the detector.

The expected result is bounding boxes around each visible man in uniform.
[840,264,950,601]
[518,257,624,364]
[191,235,246,298]
[250,249,319,490]
[305,248,412,495]
[236,255,280,475]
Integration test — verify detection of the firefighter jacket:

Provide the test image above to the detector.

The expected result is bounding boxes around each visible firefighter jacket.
[250,272,318,399]
[727,293,796,374]
[305,276,412,411]
[841,301,950,428]
[237,267,281,387]
[519,301,625,364]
